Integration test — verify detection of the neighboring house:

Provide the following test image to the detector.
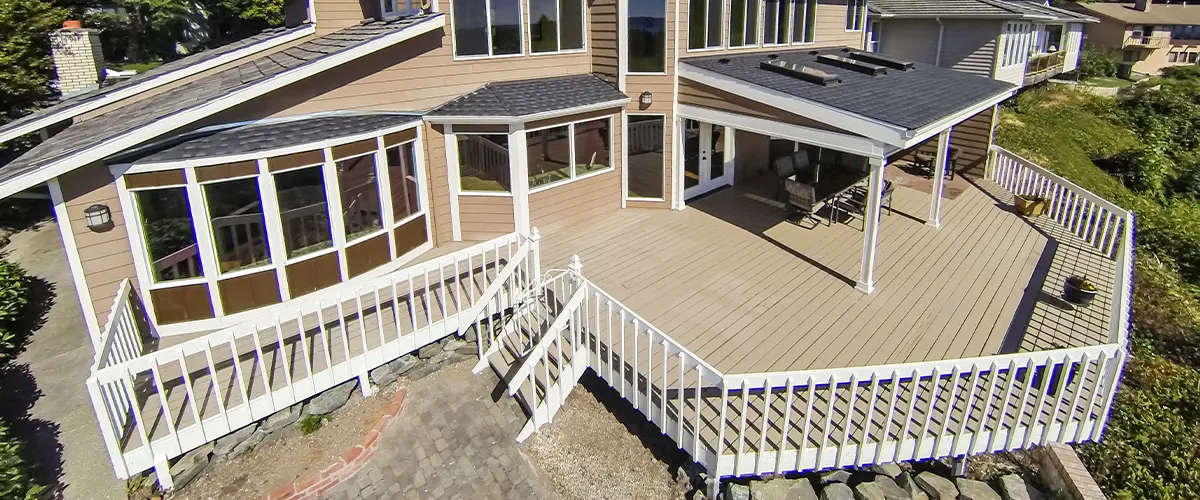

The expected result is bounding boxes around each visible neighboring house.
[1067,0,1200,75]
[868,0,1096,87]
[0,0,1133,497]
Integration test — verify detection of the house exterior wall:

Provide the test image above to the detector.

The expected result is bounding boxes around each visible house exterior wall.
[877,19,939,66]
[1063,23,1084,72]
[677,78,848,134]
[528,112,623,233]
[1083,18,1200,75]
[590,0,619,83]
[941,20,1001,77]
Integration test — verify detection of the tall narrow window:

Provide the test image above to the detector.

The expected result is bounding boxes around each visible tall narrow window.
[846,0,865,31]
[136,187,204,282]
[559,0,585,50]
[458,134,512,192]
[689,0,723,50]
[764,0,790,45]
[867,20,881,52]
[204,178,272,273]
[629,1,667,72]
[793,0,817,44]
[387,142,421,221]
[730,0,760,47]
[336,153,384,241]
[573,118,612,177]
[453,0,523,57]
[626,115,665,200]
[274,166,334,259]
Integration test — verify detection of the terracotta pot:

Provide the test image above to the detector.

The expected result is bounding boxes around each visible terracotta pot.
[1014,195,1047,217]
[63,20,82,29]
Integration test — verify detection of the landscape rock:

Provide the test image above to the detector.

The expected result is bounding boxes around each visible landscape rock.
[407,362,442,380]
[897,472,929,500]
[749,477,817,500]
[869,476,912,500]
[170,443,212,490]
[442,337,468,351]
[229,428,266,457]
[853,482,886,500]
[871,463,904,479]
[213,424,259,457]
[914,472,958,500]
[956,478,1002,500]
[417,343,442,359]
[370,354,419,386]
[724,482,750,500]
[261,403,303,434]
[307,379,358,415]
[998,474,1044,500]
[463,325,478,343]
[456,345,478,355]
[821,469,854,484]
[821,483,854,500]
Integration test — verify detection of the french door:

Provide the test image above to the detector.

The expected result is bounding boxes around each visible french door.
[683,119,733,200]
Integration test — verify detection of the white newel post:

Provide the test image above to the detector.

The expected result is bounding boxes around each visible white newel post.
[857,156,886,294]
[928,128,952,227]
[568,255,583,289]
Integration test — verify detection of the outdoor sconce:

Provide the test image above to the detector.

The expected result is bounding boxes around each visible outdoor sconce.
[640,91,653,107]
[84,203,113,231]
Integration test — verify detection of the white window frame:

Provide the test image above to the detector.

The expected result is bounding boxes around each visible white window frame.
[126,181,210,290]
[763,0,791,46]
[867,20,881,52]
[383,138,427,231]
[450,0,527,60]
[332,150,390,246]
[379,0,422,16]
[792,0,818,45]
[627,0,670,75]
[728,0,762,48]
[687,0,726,52]
[528,0,588,55]
[198,172,277,280]
[455,132,517,197]
[846,0,866,32]
[624,113,668,202]
[527,116,617,194]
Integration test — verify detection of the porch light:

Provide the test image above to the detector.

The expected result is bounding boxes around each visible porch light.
[639,91,653,107]
[83,203,112,230]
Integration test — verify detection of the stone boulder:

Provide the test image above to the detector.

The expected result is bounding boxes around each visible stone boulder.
[441,337,468,352]
[998,474,1045,500]
[869,476,912,500]
[956,478,1002,500]
[213,424,259,457]
[821,483,855,500]
[749,478,817,500]
[821,469,853,484]
[370,354,420,386]
[914,472,958,500]
[871,463,904,479]
[307,379,358,415]
[229,428,266,457]
[262,403,303,434]
[724,482,750,500]
[171,443,212,490]
[407,362,442,380]
[417,343,442,359]
[897,472,929,500]
[463,324,479,343]
[853,482,886,500]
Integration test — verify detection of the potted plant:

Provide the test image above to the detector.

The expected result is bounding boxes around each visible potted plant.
[1064,276,1098,305]
[1014,194,1048,217]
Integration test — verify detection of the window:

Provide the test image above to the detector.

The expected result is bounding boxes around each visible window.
[1174,25,1200,41]
[380,0,421,16]
[452,0,523,57]
[730,0,760,47]
[764,0,790,45]
[458,134,512,192]
[688,0,723,50]
[626,115,665,200]
[867,20,881,52]
[135,187,203,282]
[336,153,384,241]
[846,0,865,31]
[1170,51,1180,63]
[204,178,272,273]
[1002,22,1031,66]
[628,1,667,72]
[1123,50,1138,62]
[387,142,421,221]
[527,117,613,190]
[793,0,817,44]
[1045,24,1063,52]
[530,0,585,53]
[1190,52,1199,64]
[274,166,334,259]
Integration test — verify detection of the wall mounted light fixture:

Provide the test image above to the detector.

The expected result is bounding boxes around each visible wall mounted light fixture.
[640,91,653,107]
[84,203,112,231]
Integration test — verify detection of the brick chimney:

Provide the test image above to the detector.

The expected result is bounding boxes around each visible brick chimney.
[49,22,106,97]
[1134,0,1151,12]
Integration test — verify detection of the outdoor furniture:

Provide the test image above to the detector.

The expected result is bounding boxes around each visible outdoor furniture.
[914,148,960,180]
[772,156,797,199]
[842,180,895,230]
[772,151,820,200]
[784,178,827,226]
[946,147,961,180]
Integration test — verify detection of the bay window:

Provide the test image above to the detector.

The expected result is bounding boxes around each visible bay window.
[458,134,513,192]
[530,0,585,53]
[135,187,203,282]
[628,0,667,72]
[793,0,817,44]
[626,115,665,200]
[453,0,523,57]
[528,117,613,191]
[730,0,760,47]
[689,0,724,50]
[274,166,334,258]
[204,177,272,273]
[336,153,384,241]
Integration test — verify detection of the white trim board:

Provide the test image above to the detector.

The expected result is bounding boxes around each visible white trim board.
[0,15,447,201]
[0,25,316,146]
[422,99,631,126]
[677,104,889,158]
[47,179,103,346]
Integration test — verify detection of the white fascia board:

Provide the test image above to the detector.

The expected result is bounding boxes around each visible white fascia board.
[0,16,445,201]
[678,64,911,147]
[0,25,316,146]
[678,104,888,158]
[900,88,1014,149]
[422,99,632,125]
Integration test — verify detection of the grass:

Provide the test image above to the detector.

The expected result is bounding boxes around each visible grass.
[298,415,326,435]
[1082,76,1134,89]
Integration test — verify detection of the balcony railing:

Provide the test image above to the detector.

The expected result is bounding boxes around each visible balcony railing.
[1024,51,1067,86]
[1124,35,1169,48]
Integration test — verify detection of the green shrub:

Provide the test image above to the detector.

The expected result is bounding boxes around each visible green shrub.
[298,415,326,435]
[1077,47,1121,79]
[0,421,41,500]
[1101,145,1175,196]
[0,261,29,364]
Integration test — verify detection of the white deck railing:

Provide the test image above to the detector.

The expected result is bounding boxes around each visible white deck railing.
[87,232,537,483]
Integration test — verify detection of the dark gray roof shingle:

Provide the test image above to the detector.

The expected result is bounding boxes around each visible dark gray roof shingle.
[682,48,1015,131]
[427,74,629,118]
[868,0,1094,20]
[0,13,443,189]
[130,112,421,164]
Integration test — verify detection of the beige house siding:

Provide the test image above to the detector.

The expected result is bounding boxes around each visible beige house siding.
[590,0,619,82]
[58,163,137,328]
[624,0,678,209]
[949,106,997,178]
[678,78,849,134]
[1084,18,1128,48]
[425,123,453,245]
[459,195,516,241]
[314,0,373,34]
[942,20,1001,77]
[685,0,864,57]
[529,113,623,233]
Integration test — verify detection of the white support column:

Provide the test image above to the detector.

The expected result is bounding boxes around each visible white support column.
[184,167,225,316]
[374,136,397,258]
[256,159,291,299]
[445,125,463,242]
[322,147,350,280]
[510,125,532,235]
[927,128,952,228]
[857,156,887,295]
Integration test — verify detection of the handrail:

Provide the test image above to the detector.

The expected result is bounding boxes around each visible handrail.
[91,279,145,370]
[506,285,586,396]
[990,145,1128,217]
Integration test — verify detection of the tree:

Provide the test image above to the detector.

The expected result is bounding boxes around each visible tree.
[0,0,68,125]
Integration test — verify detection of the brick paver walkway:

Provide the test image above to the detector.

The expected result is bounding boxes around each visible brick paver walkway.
[320,361,553,500]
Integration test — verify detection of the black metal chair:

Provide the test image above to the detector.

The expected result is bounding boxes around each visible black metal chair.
[842,180,894,230]
[784,178,827,226]
[772,156,797,200]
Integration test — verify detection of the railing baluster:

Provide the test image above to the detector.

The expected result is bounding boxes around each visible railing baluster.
[1078,353,1111,442]
[777,377,795,474]
[202,338,231,430]
[757,382,773,474]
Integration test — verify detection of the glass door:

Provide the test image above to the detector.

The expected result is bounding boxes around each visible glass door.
[683,120,733,200]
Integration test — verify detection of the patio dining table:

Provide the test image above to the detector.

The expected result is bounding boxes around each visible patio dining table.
[801,165,871,224]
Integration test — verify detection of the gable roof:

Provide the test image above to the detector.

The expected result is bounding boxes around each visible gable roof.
[0,13,446,199]
[426,74,630,121]
[868,0,1052,19]
[1070,2,1200,26]
[0,24,315,145]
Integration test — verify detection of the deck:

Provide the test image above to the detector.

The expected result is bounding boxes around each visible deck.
[539,178,1115,375]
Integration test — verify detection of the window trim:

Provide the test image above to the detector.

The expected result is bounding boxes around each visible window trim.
[624,113,668,202]
[267,161,338,264]
[687,0,726,52]
[126,183,207,288]
[528,0,589,55]
[627,0,671,75]
[763,0,791,47]
[333,149,388,246]
[450,0,527,60]
[526,115,616,194]
[199,174,275,278]
[728,0,763,48]
[791,0,818,45]
[846,0,866,32]
[385,138,425,230]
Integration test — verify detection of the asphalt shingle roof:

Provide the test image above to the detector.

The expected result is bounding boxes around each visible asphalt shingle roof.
[131,112,422,164]
[0,13,443,189]
[427,74,629,118]
[0,24,310,140]
[868,0,1036,18]
[682,48,1016,131]
[1070,2,1200,25]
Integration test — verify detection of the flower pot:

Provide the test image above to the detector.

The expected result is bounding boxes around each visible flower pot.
[1014,195,1047,217]
[1064,277,1097,305]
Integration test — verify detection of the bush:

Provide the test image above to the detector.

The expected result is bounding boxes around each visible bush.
[0,261,29,364]
[1078,47,1121,79]
[0,421,41,500]
[298,415,326,435]
[1101,145,1175,196]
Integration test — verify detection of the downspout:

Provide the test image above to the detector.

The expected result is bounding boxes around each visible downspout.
[935,17,945,67]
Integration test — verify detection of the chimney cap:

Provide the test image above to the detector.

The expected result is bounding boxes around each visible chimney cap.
[62,20,82,29]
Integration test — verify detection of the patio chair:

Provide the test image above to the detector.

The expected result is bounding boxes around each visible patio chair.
[784,178,828,226]
[792,150,819,184]
[842,180,894,230]
[945,147,961,181]
[772,156,797,199]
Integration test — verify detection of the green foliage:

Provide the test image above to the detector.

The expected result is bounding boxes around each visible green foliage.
[1162,65,1200,81]
[1077,47,1121,79]
[0,421,42,500]
[1103,145,1175,197]
[0,261,29,364]
[0,0,68,124]
[298,414,326,435]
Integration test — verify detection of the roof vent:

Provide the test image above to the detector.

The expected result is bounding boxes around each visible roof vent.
[808,50,820,55]
[718,58,731,64]
[767,54,779,60]
[816,54,888,76]
[760,60,840,86]
[846,51,915,71]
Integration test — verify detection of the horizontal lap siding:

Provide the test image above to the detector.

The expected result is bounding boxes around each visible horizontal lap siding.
[459,196,515,241]
[878,19,939,65]
[314,0,370,34]
[949,106,996,178]
[59,163,138,328]
[678,78,847,133]
[942,20,1001,77]
[529,114,623,233]
[426,123,453,245]
[590,0,619,82]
